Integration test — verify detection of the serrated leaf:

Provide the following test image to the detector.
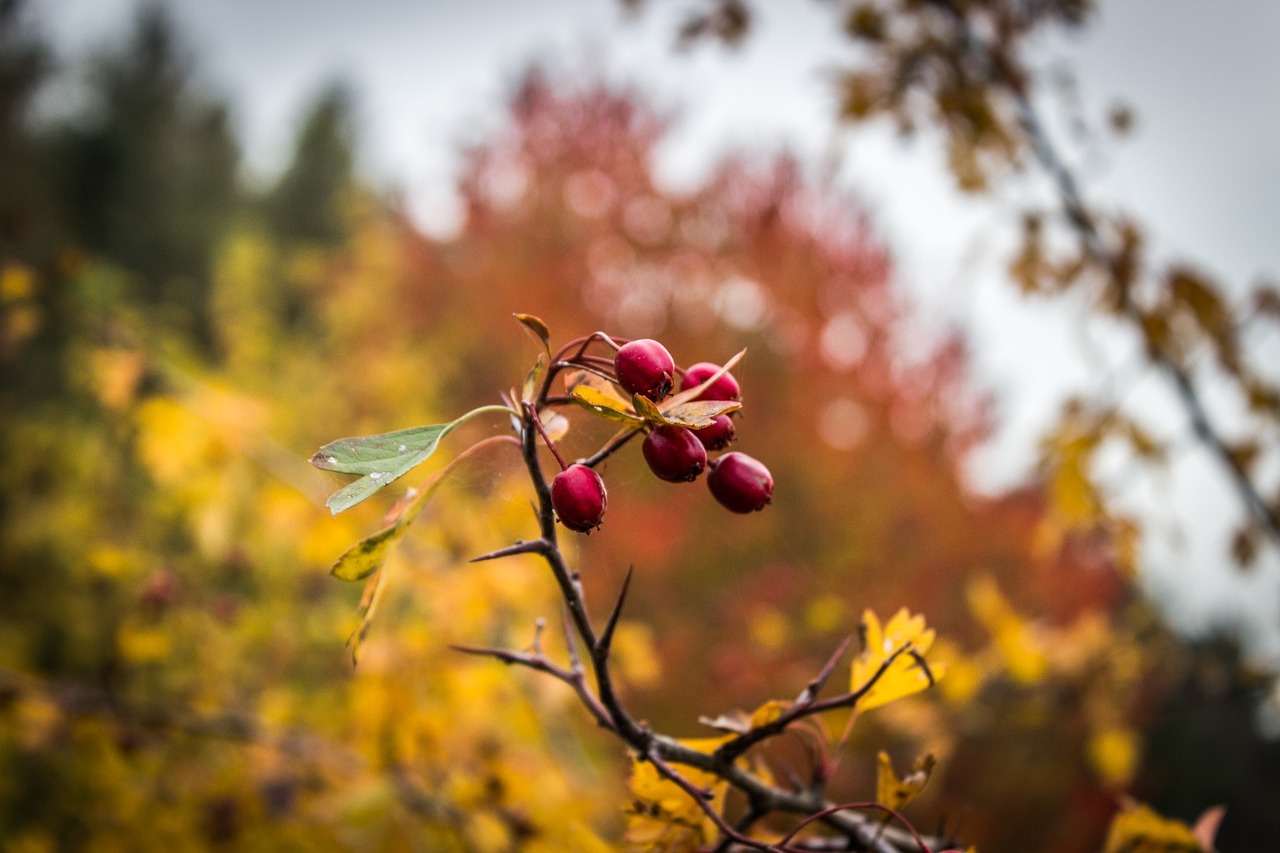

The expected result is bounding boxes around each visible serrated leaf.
[1104,800,1204,853]
[570,385,644,424]
[663,399,742,429]
[875,751,935,812]
[513,312,551,350]
[630,393,670,425]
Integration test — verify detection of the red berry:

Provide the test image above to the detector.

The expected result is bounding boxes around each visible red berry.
[694,414,736,451]
[707,452,773,513]
[679,362,741,401]
[551,464,608,533]
[615,339,675,401]
[642,425,707,482]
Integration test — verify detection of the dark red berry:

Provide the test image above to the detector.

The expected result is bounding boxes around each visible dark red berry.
[615,339,675,401]
[642,425,708,483]
[679,362,741,401]
[551,464,608,532]
[694,414,736,452]
[707,452,773,513]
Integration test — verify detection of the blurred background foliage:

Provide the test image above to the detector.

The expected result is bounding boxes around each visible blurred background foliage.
[1,3,1277,851]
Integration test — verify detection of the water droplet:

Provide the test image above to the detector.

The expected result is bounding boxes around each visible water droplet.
[369,472,385,481]
[325,456,337,465]
[397,444,407,452]
[883,638,894,654]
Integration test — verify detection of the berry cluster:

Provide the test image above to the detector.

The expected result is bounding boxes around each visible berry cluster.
[547,337,773,534]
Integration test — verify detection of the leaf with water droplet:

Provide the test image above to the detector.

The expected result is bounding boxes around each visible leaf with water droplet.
[311,423,453,513]
[310,405,511,514]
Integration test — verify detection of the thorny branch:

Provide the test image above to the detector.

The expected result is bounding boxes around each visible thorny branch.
[455,373,952,853]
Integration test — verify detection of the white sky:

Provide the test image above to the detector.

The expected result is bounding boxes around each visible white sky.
[28,0,1280,663]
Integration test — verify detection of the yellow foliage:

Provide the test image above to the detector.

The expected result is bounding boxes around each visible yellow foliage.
[966,575,1049,684]
[625,738,729,852]
[850,608,946,712]
[117,624,172,664]
[749,608,790,651]
[804,593,847,633]
[612,620,663,690]
[875,750,936,812]
[0,263,36,301]
[1103,801,1204,853]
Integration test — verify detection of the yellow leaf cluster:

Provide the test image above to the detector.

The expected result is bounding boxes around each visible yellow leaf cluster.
[875,750,935,812]
[1103,801,1205,853]
[965,575,1048,684]
[625,738,729,852]
[850,608,946,712]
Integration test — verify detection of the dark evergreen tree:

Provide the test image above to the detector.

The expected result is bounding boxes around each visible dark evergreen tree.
[50,5,239,345]
[263,82,356,245]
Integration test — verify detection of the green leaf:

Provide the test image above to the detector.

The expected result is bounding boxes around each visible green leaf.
[312,423,452,514]
[331,522,403,581]
[663,399,742,429]
[311,405,512,515]
[513,313,551,350]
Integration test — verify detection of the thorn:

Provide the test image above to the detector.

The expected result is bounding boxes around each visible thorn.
[798,634,853,705]
[599,566,634,655]
[469,539,546,563]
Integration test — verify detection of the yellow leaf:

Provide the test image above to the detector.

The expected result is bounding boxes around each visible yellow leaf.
[1103,800,1204,853]
[850,608,946,712]
[570,384,643,424]
[749,700,789,729]
[513,312,551,350]
[875,750,935,812]
[625,738,729,851]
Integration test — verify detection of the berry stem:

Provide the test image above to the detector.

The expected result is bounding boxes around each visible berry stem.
[525,402,569,471]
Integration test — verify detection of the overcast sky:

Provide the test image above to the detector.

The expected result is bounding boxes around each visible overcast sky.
[28,0,1280,662]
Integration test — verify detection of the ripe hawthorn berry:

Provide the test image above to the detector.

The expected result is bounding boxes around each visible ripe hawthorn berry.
[642,425,707,483]
[707,452,773,513]
[615,339,675,401]
[679,362,741,401]
[694,414,736,452]
[551,464,608,533]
